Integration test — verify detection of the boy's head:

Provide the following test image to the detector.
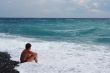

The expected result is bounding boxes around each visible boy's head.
[25,43,31,50]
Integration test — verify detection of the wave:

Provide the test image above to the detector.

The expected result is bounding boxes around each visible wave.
[0,33,109,73]
[95,37,110,44]
[0,26,108,44]
[0,18,110,44]
[73,27,97,36]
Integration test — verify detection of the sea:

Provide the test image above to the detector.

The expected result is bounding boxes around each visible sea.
[0,18,110,44]
[0,18,110,73]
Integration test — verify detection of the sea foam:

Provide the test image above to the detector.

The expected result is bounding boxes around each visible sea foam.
[0,33,110,73]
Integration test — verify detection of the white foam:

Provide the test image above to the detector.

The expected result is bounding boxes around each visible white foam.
[0,33,110,73]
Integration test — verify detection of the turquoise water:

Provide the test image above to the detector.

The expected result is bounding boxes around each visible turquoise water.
[0,18,110,44]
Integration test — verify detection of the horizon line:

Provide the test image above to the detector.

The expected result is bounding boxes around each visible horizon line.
[0,17,110,19]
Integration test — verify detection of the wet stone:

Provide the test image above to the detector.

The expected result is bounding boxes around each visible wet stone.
[0,52,19,73]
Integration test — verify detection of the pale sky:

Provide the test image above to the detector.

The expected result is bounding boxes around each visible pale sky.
[0,0,110,18]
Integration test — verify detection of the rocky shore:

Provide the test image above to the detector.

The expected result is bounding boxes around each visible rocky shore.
[0,52,19,73]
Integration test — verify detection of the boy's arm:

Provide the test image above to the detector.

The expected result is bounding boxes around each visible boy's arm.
[28,51,38,63]
[29,51,37,57]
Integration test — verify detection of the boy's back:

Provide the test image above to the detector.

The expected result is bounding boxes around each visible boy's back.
[20,49,33,63]
[20,43,38,63]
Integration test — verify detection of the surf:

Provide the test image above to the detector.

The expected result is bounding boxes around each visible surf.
[0,33,110,73]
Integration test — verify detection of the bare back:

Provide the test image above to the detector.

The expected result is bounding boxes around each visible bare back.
[20,49,37,63]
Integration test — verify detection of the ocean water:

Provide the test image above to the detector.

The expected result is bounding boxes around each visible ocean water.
[0,18,110,44]
[0,18,110,73]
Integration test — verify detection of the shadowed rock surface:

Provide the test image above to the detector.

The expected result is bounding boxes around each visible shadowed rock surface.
[0,52,19,73]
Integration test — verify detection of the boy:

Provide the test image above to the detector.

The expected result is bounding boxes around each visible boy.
[20,43,38,63]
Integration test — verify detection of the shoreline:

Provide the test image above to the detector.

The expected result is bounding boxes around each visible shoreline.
[0,52,19,73]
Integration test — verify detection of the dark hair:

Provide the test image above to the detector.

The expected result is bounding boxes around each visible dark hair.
[25,43,31,50]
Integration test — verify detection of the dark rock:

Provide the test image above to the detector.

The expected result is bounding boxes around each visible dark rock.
[0,52,19,73]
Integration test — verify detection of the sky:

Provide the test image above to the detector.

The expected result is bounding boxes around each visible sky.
[0,0,110,18]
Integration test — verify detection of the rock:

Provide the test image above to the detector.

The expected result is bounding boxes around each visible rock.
[0,52,19,73]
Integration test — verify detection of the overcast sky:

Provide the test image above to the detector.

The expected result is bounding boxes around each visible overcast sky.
[0,0,110,18]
